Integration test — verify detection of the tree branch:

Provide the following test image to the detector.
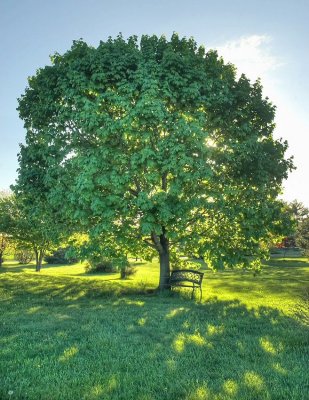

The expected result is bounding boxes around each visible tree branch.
[151,231,163,254]
[134,179,141,193]
[162,172,168,191]
[143,239,157,250]
[128,188,139,197]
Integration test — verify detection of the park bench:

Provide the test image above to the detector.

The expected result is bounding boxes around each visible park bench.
[170,269,204,300]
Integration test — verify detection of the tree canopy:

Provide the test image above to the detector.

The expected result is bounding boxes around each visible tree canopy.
[16,34,293,288]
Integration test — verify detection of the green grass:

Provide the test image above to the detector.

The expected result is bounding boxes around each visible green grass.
[0,258,308,400]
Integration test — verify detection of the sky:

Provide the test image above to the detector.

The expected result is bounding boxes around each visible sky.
[0,0,308,206]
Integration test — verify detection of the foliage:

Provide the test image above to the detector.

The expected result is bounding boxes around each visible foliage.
[85,258,117,273]
[16,34,293,288]
[0,234,12,266]
[119,262,137,279]
[120,265,137,278]
[171,257,201,271]
[287,200,309,222]
[0,192,15,267]
[44,247,79,264]
[296,217,309,256]
[14,247,33,264]
[278,200,309,254]
[0,194,66,271]
[84,255,136,278]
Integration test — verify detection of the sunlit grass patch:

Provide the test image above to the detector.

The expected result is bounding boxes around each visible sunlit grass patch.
[259,336,281,355]
[0,257,308,399]
[244,371,264,391]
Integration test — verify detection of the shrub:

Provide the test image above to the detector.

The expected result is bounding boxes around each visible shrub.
[15,249,33,264]
[85,258,118,274]
[120,265,137,279]
[44,247,78,264]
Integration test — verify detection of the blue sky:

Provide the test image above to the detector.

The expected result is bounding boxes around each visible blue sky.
[0,0,308,205]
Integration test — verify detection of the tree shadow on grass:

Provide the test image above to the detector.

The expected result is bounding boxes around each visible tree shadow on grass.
[264,258,309,268]
[0,274,308,400]
[0,272,154,304]
[0,262,56,274]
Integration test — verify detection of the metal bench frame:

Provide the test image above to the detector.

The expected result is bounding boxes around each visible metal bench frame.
[170,269,204,300]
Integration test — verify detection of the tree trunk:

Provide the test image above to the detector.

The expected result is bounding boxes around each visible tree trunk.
[38,250,44,272]
[34,249,40,271]
[34,249,44,272]
[0,235,5,267]
[158,232,171,291]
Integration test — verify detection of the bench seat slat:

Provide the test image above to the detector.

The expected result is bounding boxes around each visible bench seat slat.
[170,279,201,285]
[170,283,200,288]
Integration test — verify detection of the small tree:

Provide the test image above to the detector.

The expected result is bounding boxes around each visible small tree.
[296,217,309,256]
[0,195,66,271]
[278,200,309,254]
[44,247,78,264]
[17,34,293,288]
[0,191,14,266]
[15,247,33,264]
[0,233,12,266]
[288,200,309,222]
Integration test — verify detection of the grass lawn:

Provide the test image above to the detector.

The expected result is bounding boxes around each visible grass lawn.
[0,258,308,400]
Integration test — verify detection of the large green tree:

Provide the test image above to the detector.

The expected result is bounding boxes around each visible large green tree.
[16,34,293,288]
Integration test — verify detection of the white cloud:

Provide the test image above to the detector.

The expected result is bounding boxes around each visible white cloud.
[213,35,281,83]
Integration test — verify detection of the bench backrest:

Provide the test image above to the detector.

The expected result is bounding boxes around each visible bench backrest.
[170,269,204,285]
